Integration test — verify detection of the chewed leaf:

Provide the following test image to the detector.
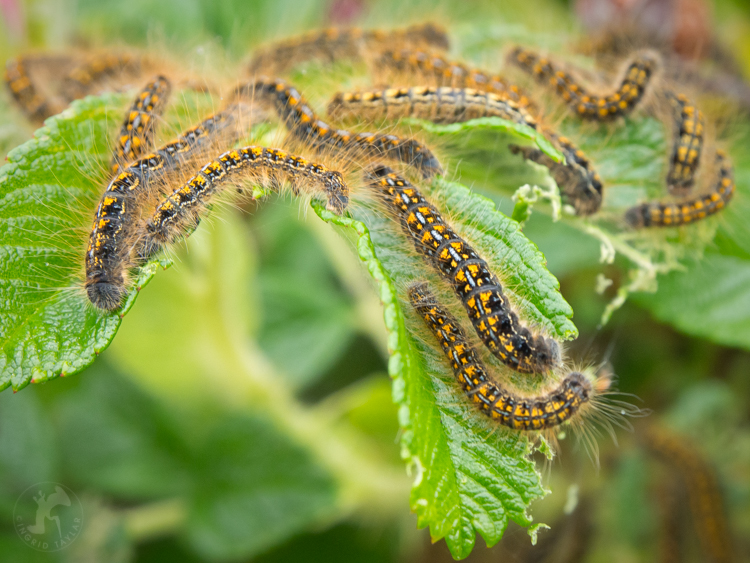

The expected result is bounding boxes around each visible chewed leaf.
[313,172,572,558]
[0,95,167,392]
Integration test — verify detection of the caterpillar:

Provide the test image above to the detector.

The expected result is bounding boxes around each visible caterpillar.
[60,53,141,102]
[140,146,348,260]
[326,86,538,130]
[408,282,587,430]
[110,76,171,175]
[373,48,532,108]
[644,426,735,563]
[625,149,734,228]
[3,56,59,122]
[85,103,242,311]
[239,78,443,179]
[366,164,560,374]
[510,133,604,215]
[247,22,449,76]
[509,47,659,121]
[666,92,705,195]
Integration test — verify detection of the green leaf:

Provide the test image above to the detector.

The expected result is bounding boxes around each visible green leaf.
[634,252,750,351]
[313,174,574,558]
[0,95,167,392]
[186,412,337,560]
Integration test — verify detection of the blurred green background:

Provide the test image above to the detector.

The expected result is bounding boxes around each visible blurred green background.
[1,0,750,561]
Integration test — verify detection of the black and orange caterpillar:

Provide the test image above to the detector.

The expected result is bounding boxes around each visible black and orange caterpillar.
[110,76,171,175]
[141,146,348,259]
[374,48,532,108]
[240,78,443,179]
[626,150,734,228]
[509,47,659,121]
[327,86,539,130]
[409,283,588,430]
[367,165,560,374]
[85,103,241,311]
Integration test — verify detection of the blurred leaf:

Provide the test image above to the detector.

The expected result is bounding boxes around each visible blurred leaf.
[54,366,194,499]
[314,173,573,558]
[185,412,337,561]
[256,205,357,387]
[0,95,167,393]
[634,252,750,351]
[0,389,58,512]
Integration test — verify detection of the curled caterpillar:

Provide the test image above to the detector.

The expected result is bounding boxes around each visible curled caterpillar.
[327,86,538,130]
[666,92,705,195]
[625,149,734,228]
[509,47,659,121]
[110,76,171,175]
[60,53,141,102]
[4,56,59,122]
[248,22,449,76]
[140,146,348,260]
[240,78,443,179]
[366,164,560,373]
[510,133,603,215]
[373,48,532,108]
[85,104,242,311]
[408,282,587,430]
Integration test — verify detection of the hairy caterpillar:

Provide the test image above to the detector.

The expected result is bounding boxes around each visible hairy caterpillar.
[408,282,586,429]
[110,76,171,175]
[625,149,734,228]
[509,47,659,121]
[373,48,532,108]
[510,133,604,215]
[140,147,347,260]
[247,22,449,76]
[60,53,141,102]
[85,103,243,311]
[239,78,443,179]
[645,426,735,563]
[4,56,59,122]
[666,92,705,195]
[366,165,560,374]
[326,86,538,130]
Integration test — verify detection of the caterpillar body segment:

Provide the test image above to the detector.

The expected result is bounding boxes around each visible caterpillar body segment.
[247,22,449,75]
[240,77,443,179]
[626,150,734,228]
[327,86,539,130]
[85,105,242,311]
[666,92,705,195]
[374,48,532,108]
[366,165,560,374]
[509,47,659,121]
[510,133,603,215]
[110,76,171,175]
[142,146,347,259]
[408,283,589,430]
